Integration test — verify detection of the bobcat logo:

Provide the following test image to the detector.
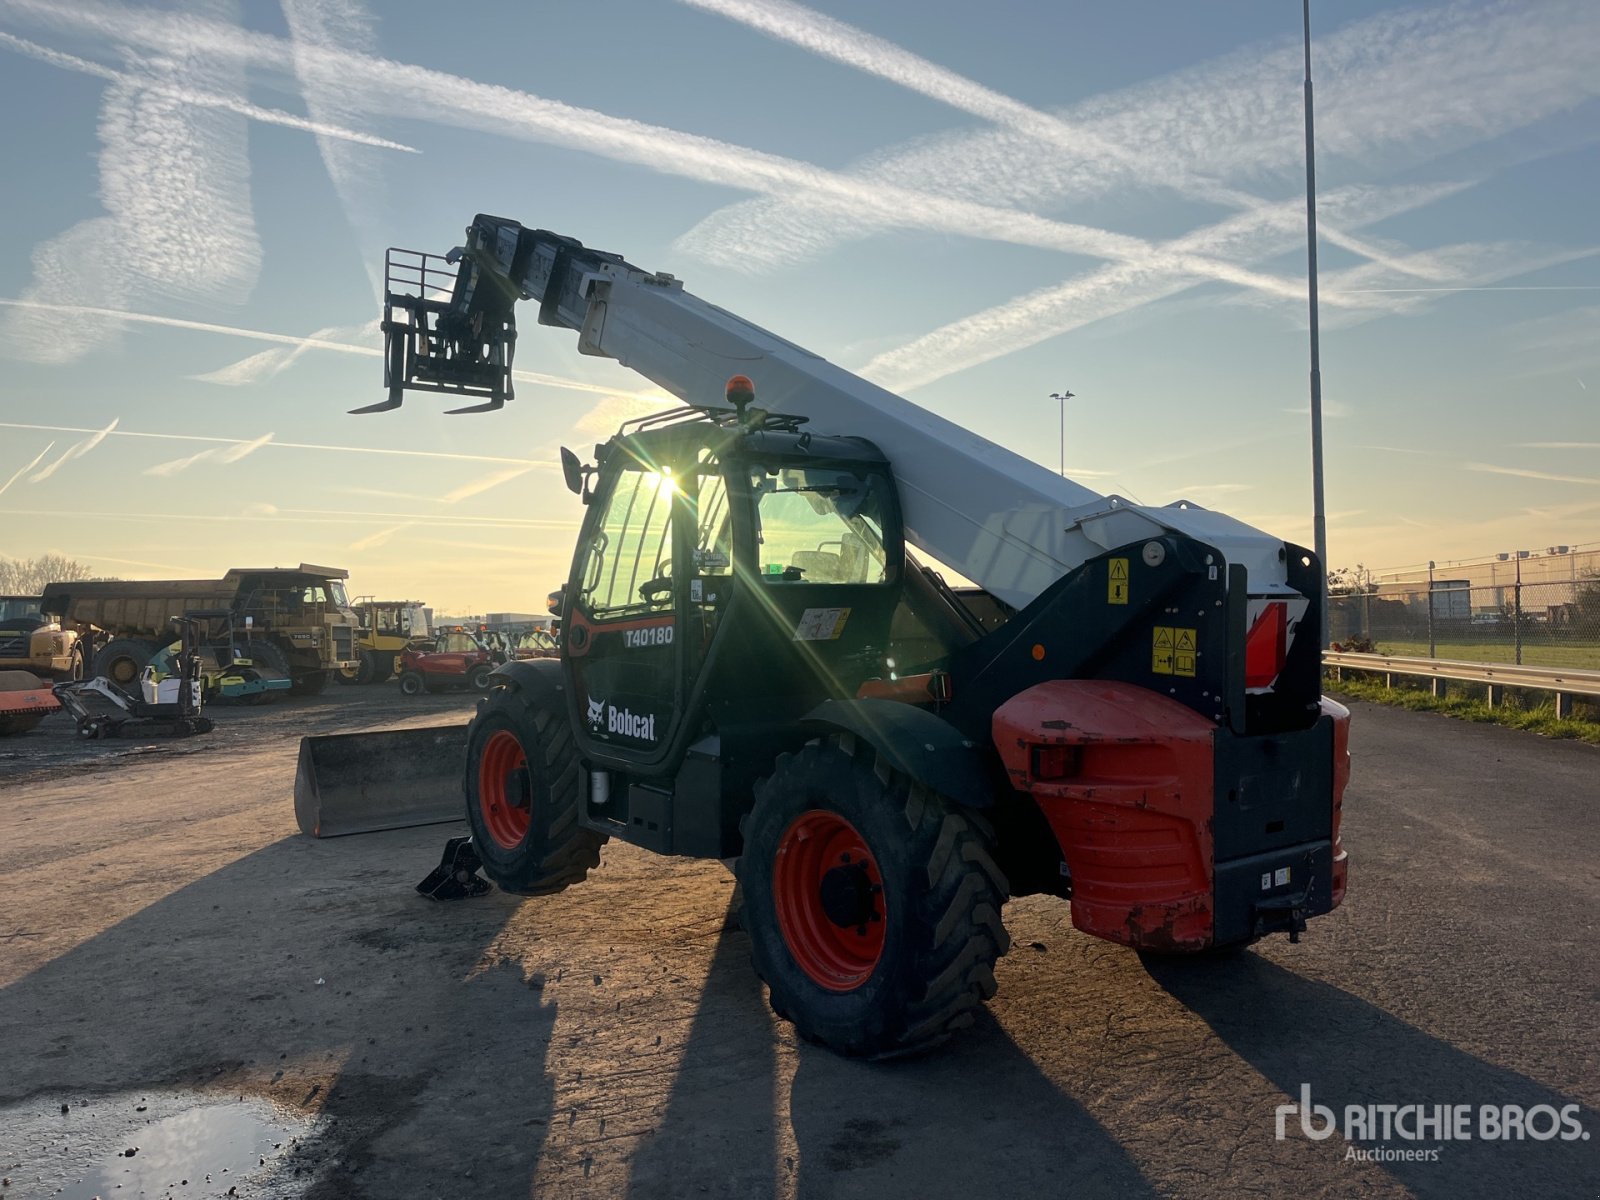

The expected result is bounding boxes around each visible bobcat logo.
[585,695,605,729]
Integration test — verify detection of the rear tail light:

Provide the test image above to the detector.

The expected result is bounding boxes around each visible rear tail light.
[1245,601,1289,689]
[1030,744,1081,781]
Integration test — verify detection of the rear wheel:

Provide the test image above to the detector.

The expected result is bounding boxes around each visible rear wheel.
[398,671,425,697]
[93,637,160,689]
[291,670,330,696]
[467,663,493,691]
[463,686,606,895]
[736,735,1010,1058]
[353,650,379,685]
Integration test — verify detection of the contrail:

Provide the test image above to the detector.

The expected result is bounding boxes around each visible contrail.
[0,0,1379,311]
[0,442,55,496]
[439,465,536,505]
[0,30,419,151]
[0,299,643,399]
[144,432,275,476]
[28,418,118,482]
[676,0,1436,280]
[0,421,546,466]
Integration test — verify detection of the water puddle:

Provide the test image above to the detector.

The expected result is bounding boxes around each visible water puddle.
[1,1089,316,1199]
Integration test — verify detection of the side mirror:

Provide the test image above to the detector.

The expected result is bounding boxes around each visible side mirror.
[560,446,584,496]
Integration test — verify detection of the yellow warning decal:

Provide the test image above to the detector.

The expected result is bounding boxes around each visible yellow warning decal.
[1173,626,1197,678]
[1152,626,1197,677]
[795,607,851,641]
[1107,557,1129,605]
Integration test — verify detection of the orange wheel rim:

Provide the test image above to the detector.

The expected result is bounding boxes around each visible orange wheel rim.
[773,810,886,991]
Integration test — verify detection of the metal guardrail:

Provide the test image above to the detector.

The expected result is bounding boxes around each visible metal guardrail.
[1324,651,1600,718]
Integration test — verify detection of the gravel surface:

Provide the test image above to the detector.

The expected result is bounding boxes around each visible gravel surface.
[1,689,1596,1198]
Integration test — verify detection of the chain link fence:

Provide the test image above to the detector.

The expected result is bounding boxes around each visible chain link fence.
[1330,573,1600,668]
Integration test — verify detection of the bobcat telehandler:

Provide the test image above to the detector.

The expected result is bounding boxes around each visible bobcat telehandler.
[305,216,1350,1057]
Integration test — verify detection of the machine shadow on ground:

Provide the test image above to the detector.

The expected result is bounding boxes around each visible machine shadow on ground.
[1144,952,1600,1198]
[623,898,1156,1199]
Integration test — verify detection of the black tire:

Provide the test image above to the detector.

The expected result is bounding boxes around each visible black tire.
[398,671,426,697]
[735,734,1010,1058]
[467,663,493,691]
[93,637,160,688]
[241,641,291,703]
[353,650,378,686]
[336,664,361,686]
[291,669,330,696]
[463,686,606,895]
[67,642,87,682]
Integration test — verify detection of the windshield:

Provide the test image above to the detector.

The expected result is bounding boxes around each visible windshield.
[0,597,43,624]
[752,465,890,584]
[327,581,350,608]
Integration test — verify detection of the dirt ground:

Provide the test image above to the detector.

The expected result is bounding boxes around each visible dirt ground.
[2,686,1597,1198]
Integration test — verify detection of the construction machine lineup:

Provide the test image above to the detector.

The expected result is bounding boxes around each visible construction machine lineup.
[294,214,1348,1058]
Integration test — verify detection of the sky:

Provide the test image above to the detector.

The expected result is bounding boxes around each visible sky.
[0,0,1596,613]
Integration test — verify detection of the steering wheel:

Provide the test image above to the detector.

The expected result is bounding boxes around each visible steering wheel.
[639,560,673,602]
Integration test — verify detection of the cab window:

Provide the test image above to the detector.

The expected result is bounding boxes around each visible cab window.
[579,465,676,617]
[752,465,889,584]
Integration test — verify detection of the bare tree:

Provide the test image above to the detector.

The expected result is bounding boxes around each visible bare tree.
[0,555,108,594]
[1327,563,1379,596]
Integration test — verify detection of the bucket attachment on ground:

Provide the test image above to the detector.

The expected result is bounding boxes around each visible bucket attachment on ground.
[0,670,61,735]
[294,724,469,837]
[416,835,491,900]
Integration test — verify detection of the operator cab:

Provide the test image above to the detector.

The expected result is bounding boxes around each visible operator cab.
[559,399,903,798]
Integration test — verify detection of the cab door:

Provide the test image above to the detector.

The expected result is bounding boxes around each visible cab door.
[564,453,689,770]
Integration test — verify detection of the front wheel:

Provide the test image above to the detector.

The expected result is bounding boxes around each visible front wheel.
[398,671,425,697]
[467,663,493,691]
[463,686,606,895]
[736,735,1010,1058]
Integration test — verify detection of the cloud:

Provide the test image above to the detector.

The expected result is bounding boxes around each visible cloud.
[677,0,1600,272]
[0,419,543,466]
[0,0,1416,314]
[0,441,55,496]
[280,0,392,295]
[190,318,380,385]
[0,299,633,399]
[438,465,535,505]
[1,0,262,363]
[0,30,418,150]
[349,522,416,551]
[675,0,1430,281]
[242,502,278,516]
[858,181,1456,391]
[144,432,274,476]
[28,419,119,481]
[1464,462,1600,486]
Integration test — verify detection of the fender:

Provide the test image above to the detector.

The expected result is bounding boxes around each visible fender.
[803,698,997,810]
[491,656,565,707]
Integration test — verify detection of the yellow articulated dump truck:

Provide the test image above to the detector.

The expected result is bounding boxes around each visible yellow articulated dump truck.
[0,595,85,679]
[42,564,360,696]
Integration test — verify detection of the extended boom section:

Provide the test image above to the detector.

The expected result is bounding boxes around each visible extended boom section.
[378,215,1299,617]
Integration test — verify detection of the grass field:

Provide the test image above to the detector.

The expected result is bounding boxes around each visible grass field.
[1326,674,1600,744]
[1369,639,1600,670]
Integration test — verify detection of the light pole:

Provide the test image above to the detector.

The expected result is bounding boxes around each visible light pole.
[1049,391,1075,476]
[1512,549,1527,665]
[1302,0,1329,644]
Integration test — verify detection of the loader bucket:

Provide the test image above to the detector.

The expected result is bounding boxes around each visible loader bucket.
[294,724,469,837]
[0,670,61,735]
